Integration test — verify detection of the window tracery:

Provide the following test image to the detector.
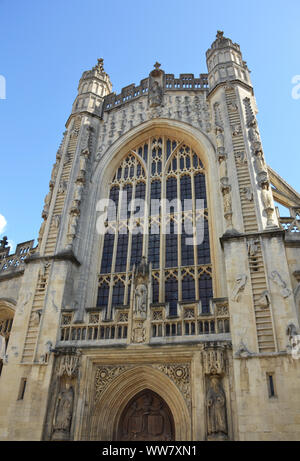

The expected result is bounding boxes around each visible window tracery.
[97,136,212,317]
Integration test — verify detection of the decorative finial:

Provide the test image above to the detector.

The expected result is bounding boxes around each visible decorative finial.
[97,58,104,71]
[216,31,224,39]
[0,236,8,249]
[154,62,161,70]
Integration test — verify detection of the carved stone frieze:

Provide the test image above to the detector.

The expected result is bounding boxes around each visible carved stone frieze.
[94,362,191,409]
[152,363,191,407]
[202,348,225,376]
[131,320,146,343]
[95,365,129,402]
[57,353,81,378]
[94,93,212,166]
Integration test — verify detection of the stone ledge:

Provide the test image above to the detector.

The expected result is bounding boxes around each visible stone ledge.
[220,228,285,245]
[24,250,81,266]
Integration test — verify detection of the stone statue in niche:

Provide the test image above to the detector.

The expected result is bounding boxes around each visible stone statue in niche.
[248,119,261,151]
[206,376,228,440]
[218,153,228,186]
[221,184,234,231]
[52,383,74,440]
[149,80,163,107]
[74,182,84,204]
[231,274,247,301]
[42,188,53,217]
[67,212,80,247]
[215,126,225,154]
[261,182,273,209]
[221,185,232,214]
[261,182,275,226]
[148,62,164,108]
[254,150,267,175]
[134,283,147,318]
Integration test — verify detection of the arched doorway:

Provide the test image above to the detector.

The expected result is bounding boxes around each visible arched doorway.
[116,389,175,441]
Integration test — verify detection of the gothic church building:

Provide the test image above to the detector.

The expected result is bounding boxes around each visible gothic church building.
[0,32,300,441]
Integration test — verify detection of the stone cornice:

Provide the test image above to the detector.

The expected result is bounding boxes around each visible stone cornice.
[207,79,254,98]
[65,110,103,128]
[24,249,81,266]
[220,228,285,246]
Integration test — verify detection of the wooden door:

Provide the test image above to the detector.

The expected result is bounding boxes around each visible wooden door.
[117,389,175,441]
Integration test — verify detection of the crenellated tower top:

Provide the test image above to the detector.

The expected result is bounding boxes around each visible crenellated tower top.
[206,31,252,91]
[72,58,112,116]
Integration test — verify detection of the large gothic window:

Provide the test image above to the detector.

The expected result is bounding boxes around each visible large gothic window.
[97,136,213,317]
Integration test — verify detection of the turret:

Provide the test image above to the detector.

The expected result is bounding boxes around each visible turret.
[206,31,252,91]
[72,58,112,116]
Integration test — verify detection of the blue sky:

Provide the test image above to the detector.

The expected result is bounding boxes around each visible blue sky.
[0,0,299,251]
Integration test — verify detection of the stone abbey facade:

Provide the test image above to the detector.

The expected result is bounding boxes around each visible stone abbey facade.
[0,31,300,441]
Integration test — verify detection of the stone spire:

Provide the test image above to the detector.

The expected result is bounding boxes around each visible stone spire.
[206,31,252,91]
[72,58,112,116]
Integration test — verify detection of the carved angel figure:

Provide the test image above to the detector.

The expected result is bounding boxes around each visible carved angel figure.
[270,271,291,298]
[231,274,247,301]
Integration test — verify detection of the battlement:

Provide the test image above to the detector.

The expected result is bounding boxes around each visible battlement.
[103,73,209,111]
[0,237,36,273]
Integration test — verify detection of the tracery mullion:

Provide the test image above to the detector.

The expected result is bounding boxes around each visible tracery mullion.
[191,171,199,300]
[143,137,152,260]
[110,161,131,314]
[159,137,165,303]
[124,179,135,305]
[177,170,182,302]
[106,186,123,317]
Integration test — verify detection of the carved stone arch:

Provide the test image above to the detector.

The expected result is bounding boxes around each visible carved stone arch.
[112,150,147,182]
[92,119,216,188]
[163,140,206,176]
[89,365,191,441]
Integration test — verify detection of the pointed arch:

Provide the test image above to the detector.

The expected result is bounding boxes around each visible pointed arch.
[82,119,225,312]
[89,365,191,441]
